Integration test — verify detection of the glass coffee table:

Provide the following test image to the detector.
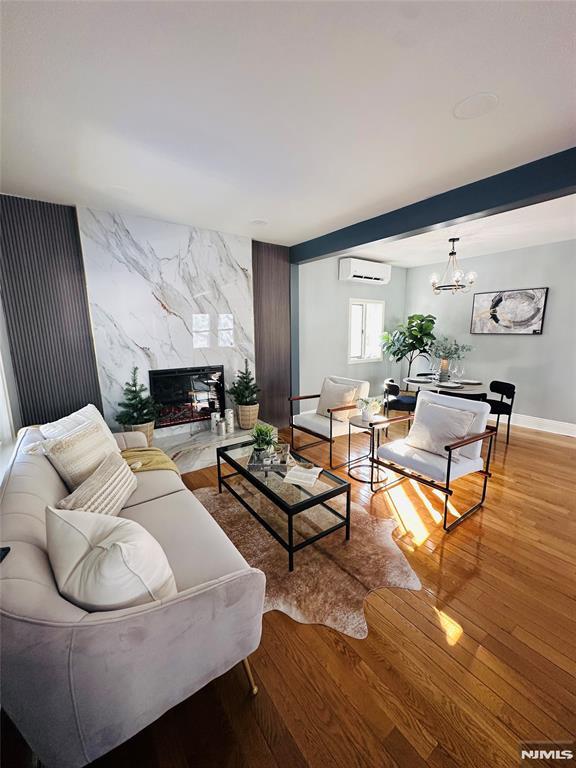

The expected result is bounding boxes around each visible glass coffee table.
[216,440,351,571]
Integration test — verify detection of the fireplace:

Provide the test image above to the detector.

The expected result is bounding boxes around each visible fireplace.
[149,366,225,428]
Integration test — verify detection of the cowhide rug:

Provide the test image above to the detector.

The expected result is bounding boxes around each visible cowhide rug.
[193,479,421,639]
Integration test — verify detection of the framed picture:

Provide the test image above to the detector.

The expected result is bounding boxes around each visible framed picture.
[470,288,549,335]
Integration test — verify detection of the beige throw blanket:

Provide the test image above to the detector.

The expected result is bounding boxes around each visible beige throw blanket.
[121,447,180,475]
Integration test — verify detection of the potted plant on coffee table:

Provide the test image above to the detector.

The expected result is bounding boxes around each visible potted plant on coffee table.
[116,367,160,446]
[251,423,277,461]
[227,359,260,429]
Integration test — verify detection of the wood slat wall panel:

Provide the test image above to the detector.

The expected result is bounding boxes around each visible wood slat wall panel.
[252,241,291,427]
[0,195,102,424]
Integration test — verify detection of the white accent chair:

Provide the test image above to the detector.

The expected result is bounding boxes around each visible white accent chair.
[375,391,496,531]
[289,376,370,469]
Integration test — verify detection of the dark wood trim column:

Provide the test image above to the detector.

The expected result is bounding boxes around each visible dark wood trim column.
[252,241,291,427]
[0,195,102,425]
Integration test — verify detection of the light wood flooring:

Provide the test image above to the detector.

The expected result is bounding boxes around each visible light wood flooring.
[3,422,576,767]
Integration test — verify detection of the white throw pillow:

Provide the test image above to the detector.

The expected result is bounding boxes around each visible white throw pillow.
[40,404,119,454]
[316,379,358,422]
[43,421,117,490]
[57,453,137,516]
[46,507,178,611]
[405,400,476,461]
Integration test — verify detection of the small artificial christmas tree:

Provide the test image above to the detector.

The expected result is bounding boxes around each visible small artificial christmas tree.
[116,367,159,425]
[227,359,260,405]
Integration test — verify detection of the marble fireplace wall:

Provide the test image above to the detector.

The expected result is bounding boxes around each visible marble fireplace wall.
[78,208,254,426]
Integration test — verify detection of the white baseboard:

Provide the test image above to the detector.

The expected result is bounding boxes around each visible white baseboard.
[488,413,576,437]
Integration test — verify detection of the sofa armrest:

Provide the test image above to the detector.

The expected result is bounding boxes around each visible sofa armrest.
[114,430,148,450]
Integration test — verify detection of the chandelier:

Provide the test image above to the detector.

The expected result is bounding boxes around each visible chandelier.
[430,238,477,294]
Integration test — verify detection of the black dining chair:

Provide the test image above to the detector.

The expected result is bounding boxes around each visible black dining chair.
[384,378,417,435]
[439,391,487,402]
[486,381,516,444]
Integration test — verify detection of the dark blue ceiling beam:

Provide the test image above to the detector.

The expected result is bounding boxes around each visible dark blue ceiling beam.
[289,147,576,263]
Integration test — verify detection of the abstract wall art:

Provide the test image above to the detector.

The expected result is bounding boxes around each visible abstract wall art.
[470,288,548,335]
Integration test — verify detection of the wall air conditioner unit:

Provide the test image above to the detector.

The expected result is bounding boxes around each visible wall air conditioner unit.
[338,257,391,285]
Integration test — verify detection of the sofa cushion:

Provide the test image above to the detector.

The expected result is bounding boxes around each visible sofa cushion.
[122,469,185,508]
[121,489,249,590]
[46,507,178,611]
[39,403,120,454]
[42,421,115,491]
[57,453,137,516]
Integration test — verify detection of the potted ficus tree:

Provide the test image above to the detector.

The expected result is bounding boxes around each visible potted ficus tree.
[227,359,260,430]
[381,313,436,378]
[116,367,160,446]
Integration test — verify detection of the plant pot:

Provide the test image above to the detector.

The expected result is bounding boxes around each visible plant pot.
[253,446,273,461]
[438,358,450,382]
[123,420,155,447]
[361,408,372,422]
[237,404,259,430]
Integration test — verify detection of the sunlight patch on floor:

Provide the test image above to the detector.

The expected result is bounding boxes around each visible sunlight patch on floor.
[410,480,442,524]
[384,484,429,546]
[432,488,460,520]
[433,607,464,646]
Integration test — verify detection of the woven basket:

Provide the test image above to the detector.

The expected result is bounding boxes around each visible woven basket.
[237,404,259,430]
[122,421,155,447]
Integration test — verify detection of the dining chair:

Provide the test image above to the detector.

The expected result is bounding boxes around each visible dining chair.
[384,378,417,435]
[439,391,487,402]
[486,381,516,444]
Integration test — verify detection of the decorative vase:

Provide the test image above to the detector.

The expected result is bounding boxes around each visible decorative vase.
[361,407,372,422]
[438,358,450,382]
[123,420,155,447]
[237,403,259,430]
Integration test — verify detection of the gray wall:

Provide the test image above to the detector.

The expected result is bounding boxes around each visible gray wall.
[404,239,576,424]
[298,257,406,397]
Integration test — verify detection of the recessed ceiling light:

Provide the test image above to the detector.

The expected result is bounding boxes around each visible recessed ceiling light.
[250,218,269,226]
[453,92,499,120]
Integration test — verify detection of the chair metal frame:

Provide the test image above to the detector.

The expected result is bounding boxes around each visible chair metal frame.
[372,414,497,532]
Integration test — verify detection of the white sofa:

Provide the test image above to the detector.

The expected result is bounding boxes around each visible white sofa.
[0,427,265,768]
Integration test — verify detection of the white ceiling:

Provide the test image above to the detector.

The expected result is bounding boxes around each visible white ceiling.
[345,194,576,267]
[1,1,576,245]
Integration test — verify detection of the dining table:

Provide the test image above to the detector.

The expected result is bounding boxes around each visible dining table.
[402,376,486,395]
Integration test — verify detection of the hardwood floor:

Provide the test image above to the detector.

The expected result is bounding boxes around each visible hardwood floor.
[4,423,576,767]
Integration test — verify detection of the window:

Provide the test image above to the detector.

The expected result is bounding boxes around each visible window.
[192,314,210,349]
[348,299,384,363]
[218,314,234,347]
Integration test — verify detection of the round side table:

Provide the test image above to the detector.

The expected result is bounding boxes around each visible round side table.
[347,414,389,492]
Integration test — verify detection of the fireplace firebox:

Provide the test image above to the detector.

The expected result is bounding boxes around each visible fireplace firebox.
[149,366,225,428]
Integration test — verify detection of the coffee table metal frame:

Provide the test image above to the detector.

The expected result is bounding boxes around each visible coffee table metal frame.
[217,439,351,571]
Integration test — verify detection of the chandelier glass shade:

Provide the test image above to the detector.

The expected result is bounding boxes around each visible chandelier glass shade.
[430,238,477,294]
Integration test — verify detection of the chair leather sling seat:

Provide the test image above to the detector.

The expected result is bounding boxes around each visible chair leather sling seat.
[377,440,483,483]
[291,410,366,439]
